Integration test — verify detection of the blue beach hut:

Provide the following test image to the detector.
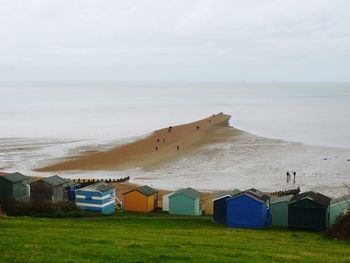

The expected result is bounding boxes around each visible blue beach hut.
[226,188,271,229]
[213,195,231,225]
[75,182,116,214]
[67,181,80,201]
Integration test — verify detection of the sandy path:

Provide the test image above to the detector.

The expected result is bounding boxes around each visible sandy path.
[35,113,230,172]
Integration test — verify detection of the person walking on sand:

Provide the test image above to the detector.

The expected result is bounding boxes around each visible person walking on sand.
[177,145,179,151]
[293,171,296,184]
[157,139,160,143]
[286,172,290,183]
[163,138,165,143]
[155,147,158,151]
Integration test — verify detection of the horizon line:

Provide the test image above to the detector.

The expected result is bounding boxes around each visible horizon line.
[1,80,350,84]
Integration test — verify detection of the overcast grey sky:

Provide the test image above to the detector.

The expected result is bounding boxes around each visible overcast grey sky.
[0,0,349,82]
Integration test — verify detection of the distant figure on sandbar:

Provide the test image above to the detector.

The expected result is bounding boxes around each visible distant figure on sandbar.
[177,145,179,151]
[157,139,160,143]
[286,172,290,183]
[163,138,165,142]
[168,126,172,133]
[209,119,211,123]
[293,171,296,184]
[196,126,200,130]
[156,147,158,151]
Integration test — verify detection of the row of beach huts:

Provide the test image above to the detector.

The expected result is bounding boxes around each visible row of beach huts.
[0,172,349,231]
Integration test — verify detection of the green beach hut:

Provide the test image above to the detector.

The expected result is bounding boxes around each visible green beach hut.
[270,195,294,227]
[0,172,29,202]
[168,187,202,216]
[288,191,331,231]
[329,195,350,225]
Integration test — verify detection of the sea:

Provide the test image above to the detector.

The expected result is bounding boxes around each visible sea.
[1,82,350,195]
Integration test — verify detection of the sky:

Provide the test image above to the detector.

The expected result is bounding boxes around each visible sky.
[0,0,349,82]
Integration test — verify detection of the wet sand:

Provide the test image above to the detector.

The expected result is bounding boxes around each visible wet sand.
[35,113,230,172]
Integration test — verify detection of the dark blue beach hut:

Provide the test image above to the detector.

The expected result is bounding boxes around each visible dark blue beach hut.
[226,188,271,229]
[213,195,231,225]
[67,182,80,201]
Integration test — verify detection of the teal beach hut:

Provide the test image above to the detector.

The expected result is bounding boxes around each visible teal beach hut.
[270,195,294,227]
[75,182,116,214]
[329,195,350,225]
[169,187,202,216]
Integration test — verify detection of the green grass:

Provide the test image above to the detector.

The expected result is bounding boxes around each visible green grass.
[0,216,349,263]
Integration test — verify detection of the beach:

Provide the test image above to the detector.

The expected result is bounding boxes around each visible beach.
[0,113,342,197]
[1,112,350,197]
[1,82,350,197]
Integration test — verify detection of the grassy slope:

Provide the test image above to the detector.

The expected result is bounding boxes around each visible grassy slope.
[0,217,349,263]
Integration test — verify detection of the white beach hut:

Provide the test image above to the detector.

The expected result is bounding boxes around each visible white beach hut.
[162,192,172,212]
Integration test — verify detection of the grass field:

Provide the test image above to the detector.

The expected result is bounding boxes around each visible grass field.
[0,216,349,263]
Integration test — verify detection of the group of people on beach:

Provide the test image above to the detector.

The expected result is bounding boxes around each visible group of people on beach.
[286,171,296,184]
[154,113,221,153]
[155,126,180,152]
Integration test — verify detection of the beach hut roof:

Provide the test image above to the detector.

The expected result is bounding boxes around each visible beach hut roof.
[123,185,158,196]
[40,175,69,187]
[2,172,27,183]
[205,189,241,200]
[231,188,270,202]
[289,191,331,206]
[170,187,201,199]
[162,192,173,197]
[67,181,78,187]
[330,195,350,206]
[271,194,294,204]
[28,177,38,184]
[82,182,114,193]
[212,194,232,203]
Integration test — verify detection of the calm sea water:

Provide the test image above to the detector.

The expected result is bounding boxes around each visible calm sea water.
[0,81,350,148]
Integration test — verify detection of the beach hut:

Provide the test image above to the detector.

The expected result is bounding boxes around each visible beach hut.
[203,189,240,215]
[270,195,294,227]
[0,172,29,201]
[30,175,69,204]
[226,188,271,229]
[67,181,80,201]
[213,195,231,224]
[329,195,350,225]
[75,182,116,214]
[288,191,331,231]
[168,187,202,216]
[123,185,158,212]
[162,192,172,212]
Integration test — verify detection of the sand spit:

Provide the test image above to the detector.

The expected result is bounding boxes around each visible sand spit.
[35,113,231,172]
